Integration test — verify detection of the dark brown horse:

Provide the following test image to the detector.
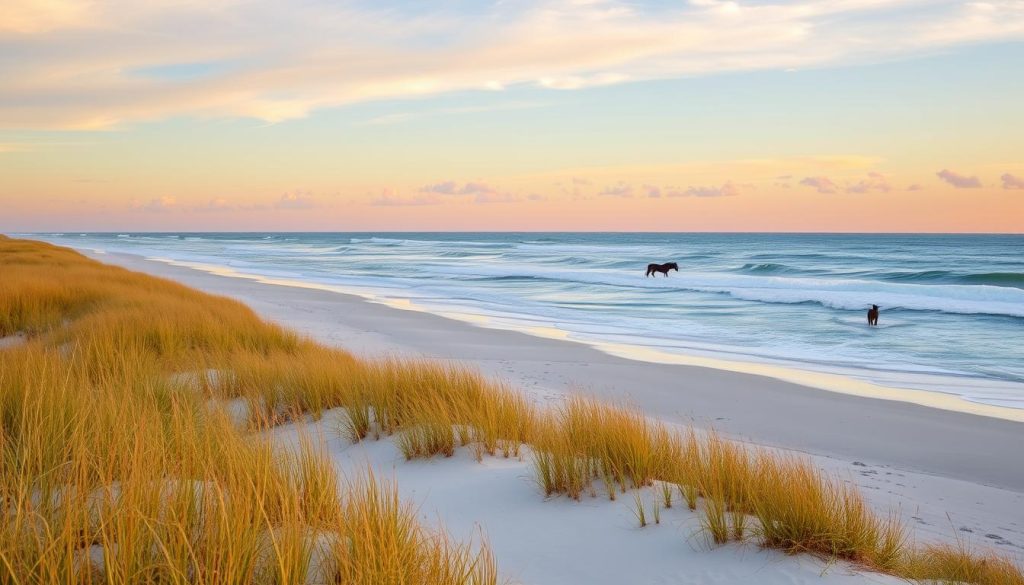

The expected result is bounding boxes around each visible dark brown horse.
[867,304,879,326]
[646,262,678,277]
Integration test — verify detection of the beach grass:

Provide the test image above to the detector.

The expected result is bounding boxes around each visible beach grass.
[900,540,1024,585]
[2,235,1021,585]
[0,237,496,584]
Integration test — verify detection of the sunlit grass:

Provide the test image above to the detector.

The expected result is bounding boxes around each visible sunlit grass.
[0,236,496,584]
[632,491,648,528]
[900,540,1024,585]
[531,410,591,500]
[336,469,497,585]
[396,397,458,460]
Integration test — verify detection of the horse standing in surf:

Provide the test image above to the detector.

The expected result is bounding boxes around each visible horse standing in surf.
[867,304,879,326]
[646,262,678,277]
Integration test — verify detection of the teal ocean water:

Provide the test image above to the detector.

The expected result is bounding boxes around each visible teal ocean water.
[35,232,1024,409]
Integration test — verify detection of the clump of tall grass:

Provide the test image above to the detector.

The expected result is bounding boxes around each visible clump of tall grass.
[632,491,648,528]
[334,358,535,463]
[530,397,667,501]
[335,470,497,585]
[532,411,591,500]
[701,491,730,545]
[746,451,908,569]
[659,481,674,509]
[396,398,457,460]
[900,540,1024,585]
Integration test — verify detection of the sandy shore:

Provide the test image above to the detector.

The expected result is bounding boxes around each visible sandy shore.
[83,249,1024,561]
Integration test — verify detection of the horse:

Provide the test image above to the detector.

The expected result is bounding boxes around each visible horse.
[646,262,678,277]
[867,304,879,326]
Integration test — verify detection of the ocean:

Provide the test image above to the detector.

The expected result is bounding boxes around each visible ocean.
[33,232,1024,410]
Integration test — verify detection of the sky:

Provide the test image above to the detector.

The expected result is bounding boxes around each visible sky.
[1,0,1023,232]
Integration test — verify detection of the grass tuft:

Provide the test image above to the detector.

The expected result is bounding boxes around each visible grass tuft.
[632,491,648,528]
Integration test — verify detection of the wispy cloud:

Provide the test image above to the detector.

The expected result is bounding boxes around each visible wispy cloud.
[474,192,519,204]
[936,169,982,189]
[420,181,496,196]
[846,171,891,194]
[372,180,535,205]
[643,184,662,198]
[1,0,93,34]
[275,190,316,209]
[673,181,741,198]
[196,198,233,212]
[5,0,1024,129]
[420,181,460,195]
[598,183,634,197]
[531,155,884,184]
[371,191,443,206]
[797,172,892,195]
[193,198,268,213]
[130,196,177,213]
[799,176,839,194]
[1001,173,1024,190]
[361,101,546,126]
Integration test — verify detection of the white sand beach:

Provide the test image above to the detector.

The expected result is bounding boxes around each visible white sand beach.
[81,248,1024,582]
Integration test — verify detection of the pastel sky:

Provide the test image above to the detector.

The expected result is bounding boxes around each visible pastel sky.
[2,0,1023,232]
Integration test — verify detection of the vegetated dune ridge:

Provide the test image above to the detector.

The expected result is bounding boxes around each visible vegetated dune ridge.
[0,237,496,585]
[1,235,1020,585]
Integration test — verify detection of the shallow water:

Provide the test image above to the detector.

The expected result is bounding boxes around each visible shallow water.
[34,232,1024,409]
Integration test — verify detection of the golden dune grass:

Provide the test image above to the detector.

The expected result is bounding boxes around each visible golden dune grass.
[0,237,496,585]
[901,540,1024,585]
[2,235,1021,585]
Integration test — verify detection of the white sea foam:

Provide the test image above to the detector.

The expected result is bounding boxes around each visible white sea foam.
[425,263,1024,318]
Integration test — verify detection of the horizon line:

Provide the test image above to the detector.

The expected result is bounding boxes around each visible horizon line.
[8,230,1024,236]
